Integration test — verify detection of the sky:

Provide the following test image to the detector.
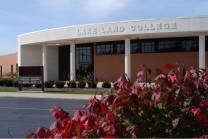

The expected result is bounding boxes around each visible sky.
[0,0,208,55]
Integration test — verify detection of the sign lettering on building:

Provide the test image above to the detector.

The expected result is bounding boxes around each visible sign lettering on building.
[77,22,177,36]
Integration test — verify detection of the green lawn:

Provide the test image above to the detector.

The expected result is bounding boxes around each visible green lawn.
[0,87,17,92]
[45,88,110,95]
[0,87,111,95]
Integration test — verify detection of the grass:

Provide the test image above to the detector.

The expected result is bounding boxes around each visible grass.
[0,87,17,92]
[0,87,111,95]
[45,88,110,95]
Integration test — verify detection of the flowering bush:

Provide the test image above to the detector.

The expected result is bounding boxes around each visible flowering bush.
[26,65,208,138]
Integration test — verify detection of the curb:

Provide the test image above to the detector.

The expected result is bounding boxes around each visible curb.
[0,92,101,100]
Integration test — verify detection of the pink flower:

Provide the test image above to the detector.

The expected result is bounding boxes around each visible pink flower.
[114,73,131,94]
[80,114,95,129]
[50,106,68,120]
[167,72,177,84]
[106,112,117,124]
[36,127,46,138]
[86,97,102,115]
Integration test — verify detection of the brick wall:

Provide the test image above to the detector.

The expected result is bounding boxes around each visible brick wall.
[0,53,17,77]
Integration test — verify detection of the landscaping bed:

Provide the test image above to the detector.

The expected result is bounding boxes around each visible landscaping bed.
[45,88,110,95]
[26,65,208,138]
[0,86,110,95]
[0,78,112,94]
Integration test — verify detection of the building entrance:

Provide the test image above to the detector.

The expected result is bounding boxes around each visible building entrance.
[59,45,70,80]
[76,43,94,80]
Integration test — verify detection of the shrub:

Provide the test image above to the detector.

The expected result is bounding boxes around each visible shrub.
[23,84,32,88]
[55,81,65,88]
[102,81,111,88]
[1,79,14,87]
[0,79,4,86]
[35,84,42,88]
[44,81,54,88]
[26,65,208,138]
[87,81,97,88]
[13,80,18,87]
[78,81,86,88]
[68,81,77,88]
[0,79,18,87]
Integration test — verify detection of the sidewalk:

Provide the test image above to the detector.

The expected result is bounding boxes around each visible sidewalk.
[0,92,101,100]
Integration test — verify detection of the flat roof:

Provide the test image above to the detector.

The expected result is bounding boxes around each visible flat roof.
[18,16,208,45]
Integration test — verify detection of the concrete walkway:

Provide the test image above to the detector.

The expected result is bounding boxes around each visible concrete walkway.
[0,92,101,100]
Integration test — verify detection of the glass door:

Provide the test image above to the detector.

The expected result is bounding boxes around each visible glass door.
[59,45,70,81]
[76,43,94,80]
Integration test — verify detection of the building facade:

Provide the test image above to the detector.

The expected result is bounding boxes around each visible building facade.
[18,16,208,81]
[0,53,17,78]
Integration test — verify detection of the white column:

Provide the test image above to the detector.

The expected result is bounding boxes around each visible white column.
[42,45,48,82]
[17,42,22,80]
[199,34,206,69]
[17,42,22,66]
[125,38,131,80]
[70,42,76,81]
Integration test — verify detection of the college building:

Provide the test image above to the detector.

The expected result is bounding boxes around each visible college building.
[0,53,17,78]
[18,16,208,82]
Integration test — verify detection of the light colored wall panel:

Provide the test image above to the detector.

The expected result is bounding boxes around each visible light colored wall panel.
[21,45,42,66]
[46,46,59,81]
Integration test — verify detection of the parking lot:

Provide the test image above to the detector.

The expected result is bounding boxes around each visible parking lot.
[0,97,86,137]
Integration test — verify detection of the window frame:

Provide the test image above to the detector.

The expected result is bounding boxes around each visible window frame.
[131,37,199,54]
[96,40,125,55]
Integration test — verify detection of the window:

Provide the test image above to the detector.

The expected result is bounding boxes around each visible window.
[181,38,198,52]
[158,40,179,52]
[59,45,70,81]
[75,43,94,80]
[131,37,198,54]
[96,43,113,55]
[115,41,125,54]
[131,40,141,53]
[96,40,125,55]
[141,41,155,53]
[131,40,155,53]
